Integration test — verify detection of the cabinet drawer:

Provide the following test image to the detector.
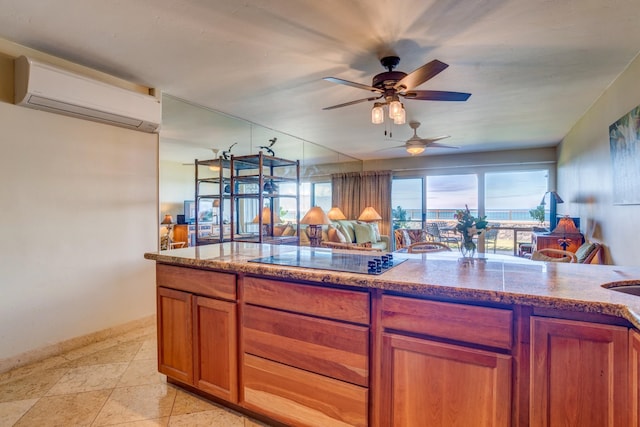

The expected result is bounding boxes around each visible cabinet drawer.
[243,305,369,386]
[243,277,369,324]
[157,264,236,300]
[381,295,513,350]
[242,354,368,427]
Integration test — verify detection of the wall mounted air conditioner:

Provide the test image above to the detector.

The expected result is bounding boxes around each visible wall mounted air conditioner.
[14,56,161,133]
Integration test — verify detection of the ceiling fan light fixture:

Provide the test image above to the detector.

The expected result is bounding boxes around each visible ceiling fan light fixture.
[371,103,384,124]
[389,99,402,119]
[406,145,425,155]
[393,104,406,125]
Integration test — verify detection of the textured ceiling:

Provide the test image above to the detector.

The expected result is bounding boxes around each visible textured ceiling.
[1,0,640,163]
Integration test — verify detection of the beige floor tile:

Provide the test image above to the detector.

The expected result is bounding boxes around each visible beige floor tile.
[46,363,129,396]
[64,341,143,368]
[0,368,69,403]
[168,407,245,427]
[0,356,68,385]
[170,389,218,416]
[92,383,176,426]
[0,399,38,427]
[13,390,111,427]
[118,360,165,387]
[133,339,157,361]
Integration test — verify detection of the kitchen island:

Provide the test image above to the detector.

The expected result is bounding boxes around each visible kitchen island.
[145,243,640,427]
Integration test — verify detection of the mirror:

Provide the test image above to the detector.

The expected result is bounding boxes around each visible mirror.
[159,94,362,221]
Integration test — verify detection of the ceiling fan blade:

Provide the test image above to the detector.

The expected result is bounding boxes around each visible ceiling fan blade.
[393,59,448,91]
[322,95,382,110]
[418,135,451,143]
[323,77,383,93]
[404,90,471,101]
[426,141,460,149]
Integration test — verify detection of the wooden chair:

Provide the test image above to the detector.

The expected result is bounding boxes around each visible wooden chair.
[407,242,452,253]
[531,248,577,263]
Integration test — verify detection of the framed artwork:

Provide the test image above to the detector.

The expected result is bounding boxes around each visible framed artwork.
[609,105,640,205]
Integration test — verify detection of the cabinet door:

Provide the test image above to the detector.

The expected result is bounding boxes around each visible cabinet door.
[631,329,640,427]
[530,317,628,427]
[194,296,237,403]
[380,333,512,427]
[157,287,193,384]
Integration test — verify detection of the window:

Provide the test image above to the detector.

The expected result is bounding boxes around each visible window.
[485,170,548,222]
[311,182,332,212]
[426,174,478,222]
[392,178,423,229]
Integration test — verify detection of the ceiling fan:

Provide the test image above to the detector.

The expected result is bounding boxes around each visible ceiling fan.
[323,56,471,124]
[392,121,459,155]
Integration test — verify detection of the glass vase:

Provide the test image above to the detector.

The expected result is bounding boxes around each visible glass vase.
[461,239,477,258]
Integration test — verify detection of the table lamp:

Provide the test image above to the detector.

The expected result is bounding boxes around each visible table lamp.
[327,207,347,221]
[252,206,282,235]
[161,214,174,235]
[300,206,331,247]
[358,206,382,222]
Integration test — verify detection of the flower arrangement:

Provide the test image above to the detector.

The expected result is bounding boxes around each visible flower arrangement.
[454,205,489,256]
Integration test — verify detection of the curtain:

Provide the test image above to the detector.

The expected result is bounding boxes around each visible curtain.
[331,172,361,219]
[360,171,392,238]
[331,170,392,238]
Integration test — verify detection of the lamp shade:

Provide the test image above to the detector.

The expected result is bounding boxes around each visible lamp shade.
[552,216,579,234]
[161,214,173,225]
[327,207,347,221]
[358,206,382,222]
[540,191,564,205]
[300,207,331,225]
[252,207,282,224]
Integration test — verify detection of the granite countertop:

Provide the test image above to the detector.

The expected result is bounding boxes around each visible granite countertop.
[144,242,640,329]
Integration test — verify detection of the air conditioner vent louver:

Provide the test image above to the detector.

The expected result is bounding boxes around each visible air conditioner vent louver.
[14,56,161,133]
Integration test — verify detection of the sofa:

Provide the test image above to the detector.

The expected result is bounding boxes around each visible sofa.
[276,220,389,251]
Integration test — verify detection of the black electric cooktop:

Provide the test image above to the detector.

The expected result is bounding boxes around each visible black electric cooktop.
[248,248,406,275]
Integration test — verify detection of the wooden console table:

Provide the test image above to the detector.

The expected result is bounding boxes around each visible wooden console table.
[532,231,584,254]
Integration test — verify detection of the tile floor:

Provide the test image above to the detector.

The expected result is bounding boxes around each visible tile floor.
[0,323,269,426]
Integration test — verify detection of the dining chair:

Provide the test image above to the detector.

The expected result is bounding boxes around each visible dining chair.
[425,222,459,249]
[407,242,452,253]
[531,248,577,263]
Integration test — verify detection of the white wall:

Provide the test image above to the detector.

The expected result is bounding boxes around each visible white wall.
[0,50,158,361]
[558,53,640,266]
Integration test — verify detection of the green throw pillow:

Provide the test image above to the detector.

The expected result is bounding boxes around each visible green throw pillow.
[575,242,597,263]
[354,222,377,244]
[337,220,356,243]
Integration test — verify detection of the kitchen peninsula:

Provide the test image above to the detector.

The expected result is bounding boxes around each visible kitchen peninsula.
[145,243,640,427]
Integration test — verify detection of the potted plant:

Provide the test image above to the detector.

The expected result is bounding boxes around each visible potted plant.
[529,205,547,231]
[454,205,489,257]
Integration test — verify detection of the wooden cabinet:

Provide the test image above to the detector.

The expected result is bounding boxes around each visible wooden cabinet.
[379,295,513,427]
[157,286,193,384]
[156,264,238,402]
[381,333,512,427]
[172,224,189,246]
[241,276,370,426]
[530,316,628,427]
[532,231,584,254]
[631,329,640,427]
[193,296,237,402]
